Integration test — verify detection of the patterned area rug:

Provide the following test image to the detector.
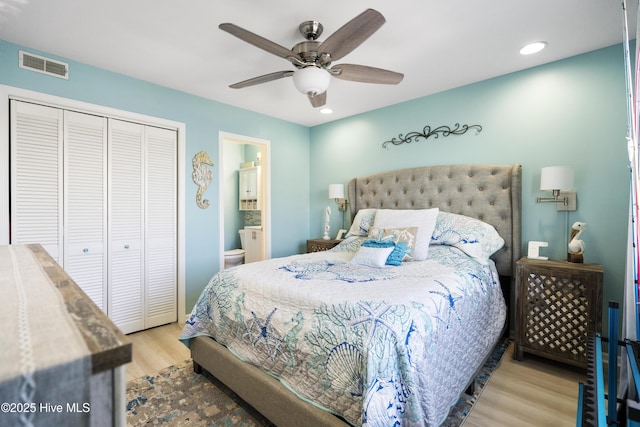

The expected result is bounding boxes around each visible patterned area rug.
[126,338,512,426]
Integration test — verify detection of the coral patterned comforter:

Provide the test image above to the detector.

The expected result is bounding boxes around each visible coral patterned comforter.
[180,238,506,426]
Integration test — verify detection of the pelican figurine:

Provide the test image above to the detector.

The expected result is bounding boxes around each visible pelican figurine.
[568,221,586,263]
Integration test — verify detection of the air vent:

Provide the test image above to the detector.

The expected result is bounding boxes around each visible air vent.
[19,50,69,79]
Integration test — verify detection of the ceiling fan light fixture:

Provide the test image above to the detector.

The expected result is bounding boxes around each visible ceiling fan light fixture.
[221,9,401,108]
[292,67,331,96]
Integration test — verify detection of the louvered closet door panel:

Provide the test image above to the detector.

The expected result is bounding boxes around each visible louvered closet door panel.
[63,111,107,311]
[109,119,144,334]
[10,101,63,262]
[145,126,177,328]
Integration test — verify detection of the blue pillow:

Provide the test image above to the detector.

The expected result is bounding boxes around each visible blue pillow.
[386,241,408,266]
[362,239,407,266]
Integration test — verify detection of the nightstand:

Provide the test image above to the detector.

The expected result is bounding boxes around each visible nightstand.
[514,257,603,368]
[306,239,341,253]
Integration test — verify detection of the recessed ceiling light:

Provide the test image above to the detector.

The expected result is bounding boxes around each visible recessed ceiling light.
[520,41,547,55]
[320,108,333,114]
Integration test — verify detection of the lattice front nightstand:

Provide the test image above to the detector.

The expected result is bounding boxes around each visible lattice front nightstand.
[306,239,341,253]
[514,257,603,368]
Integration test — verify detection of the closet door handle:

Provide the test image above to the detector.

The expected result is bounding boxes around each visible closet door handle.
[83,248,89,253]
[124,244,130,249]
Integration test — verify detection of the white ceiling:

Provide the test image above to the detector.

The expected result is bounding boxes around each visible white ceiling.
[0,0,636,127]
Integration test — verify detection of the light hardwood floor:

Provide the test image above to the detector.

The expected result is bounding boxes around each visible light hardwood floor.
[125,322,190,382]
[464,345,585,426]
[125,323,585,426]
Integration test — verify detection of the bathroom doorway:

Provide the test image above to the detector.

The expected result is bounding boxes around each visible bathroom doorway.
[218,131,271,270]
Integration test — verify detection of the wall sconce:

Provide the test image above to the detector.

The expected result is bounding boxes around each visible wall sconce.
[535,166,576,211]
[328,184,347,211]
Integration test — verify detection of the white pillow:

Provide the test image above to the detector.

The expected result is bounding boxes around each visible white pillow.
[346,209,377,237]
[372,208,439,260]
[350,245,394,268]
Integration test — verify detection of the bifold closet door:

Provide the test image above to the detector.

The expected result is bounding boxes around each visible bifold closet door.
[145,126,177,329]
[11,102,108,311]
[63,111,108,311]
[11,101,177,334]
[108,120,177,333]
[108,119,145,334]
[10,101,64,262]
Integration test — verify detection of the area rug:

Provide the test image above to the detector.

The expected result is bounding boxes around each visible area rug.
[126,338,512,426]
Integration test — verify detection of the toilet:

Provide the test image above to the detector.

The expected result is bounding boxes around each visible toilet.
[224,229,246,268]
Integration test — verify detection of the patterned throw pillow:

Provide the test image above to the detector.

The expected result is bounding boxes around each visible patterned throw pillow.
[371,208,439,260]
[345,209,377,237]
[430,211,505,264]
[368,227,418,261]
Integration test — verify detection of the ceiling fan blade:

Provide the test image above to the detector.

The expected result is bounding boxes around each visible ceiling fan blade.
[229,70,294,89]
[219,23,298,63]
[331,64,404,85]
[308,91,327,107]
[318,9,385,62]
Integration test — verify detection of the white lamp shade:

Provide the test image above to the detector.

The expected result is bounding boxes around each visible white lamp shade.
[328,184,344,199]
[540,166,574,191]
[292,67,331,96]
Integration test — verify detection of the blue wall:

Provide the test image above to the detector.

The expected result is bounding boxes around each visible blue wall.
[1,39,631,330]
[0,40,311,311]
[310,45,630,332]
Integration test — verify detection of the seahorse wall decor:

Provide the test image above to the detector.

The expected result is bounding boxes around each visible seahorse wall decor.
[192,151,214,209]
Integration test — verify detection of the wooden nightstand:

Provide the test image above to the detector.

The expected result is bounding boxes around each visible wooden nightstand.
[306,239,341,253]
[514,257,603,368]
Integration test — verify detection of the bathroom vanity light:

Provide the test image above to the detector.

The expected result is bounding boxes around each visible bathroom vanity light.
[536,166,576,211]
[329,183,347,211]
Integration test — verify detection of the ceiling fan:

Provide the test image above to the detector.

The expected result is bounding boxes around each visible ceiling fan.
[219,8,404,108]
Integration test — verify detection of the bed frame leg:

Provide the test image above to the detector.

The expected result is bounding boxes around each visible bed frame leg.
[465,380,476,395]
[193,360,203,374]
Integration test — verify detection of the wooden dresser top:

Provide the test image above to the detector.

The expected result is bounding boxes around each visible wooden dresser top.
[25,244,131,374]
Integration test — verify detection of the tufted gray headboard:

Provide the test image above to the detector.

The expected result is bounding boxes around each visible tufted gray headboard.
[347,164,522,277]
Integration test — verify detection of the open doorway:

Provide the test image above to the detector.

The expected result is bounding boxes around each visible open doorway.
[218,131,271,271]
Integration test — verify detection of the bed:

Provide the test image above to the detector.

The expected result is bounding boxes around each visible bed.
[180,163,522,427]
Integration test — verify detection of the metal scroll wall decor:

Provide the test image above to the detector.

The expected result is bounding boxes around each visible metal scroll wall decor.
[192,151,214,209]
[382,123,483,148]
